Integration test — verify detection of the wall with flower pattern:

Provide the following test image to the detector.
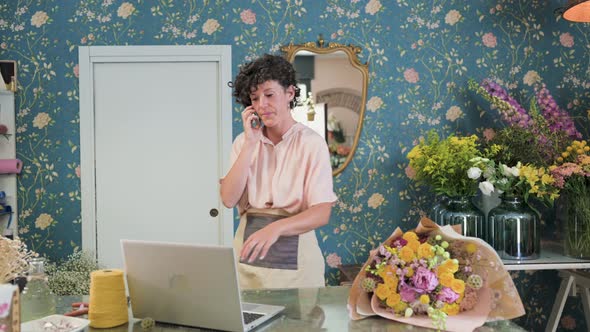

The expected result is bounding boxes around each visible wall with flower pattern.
[1,0,589,330]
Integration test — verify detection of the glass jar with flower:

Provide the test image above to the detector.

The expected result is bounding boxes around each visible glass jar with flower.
[470,156,559,259]
[407,130,485,239]
[551,140,590,258]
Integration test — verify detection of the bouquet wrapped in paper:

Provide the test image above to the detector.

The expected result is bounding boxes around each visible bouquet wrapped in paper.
[347,217,524,331]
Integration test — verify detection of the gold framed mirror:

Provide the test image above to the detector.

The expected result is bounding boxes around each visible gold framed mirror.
[281,37,369,176]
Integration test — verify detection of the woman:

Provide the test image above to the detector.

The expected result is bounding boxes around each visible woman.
[220,54,337,289]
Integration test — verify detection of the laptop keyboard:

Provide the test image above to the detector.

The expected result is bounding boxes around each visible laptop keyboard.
[243,312,265,324]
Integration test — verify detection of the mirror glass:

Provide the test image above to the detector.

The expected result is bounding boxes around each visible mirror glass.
[282,40,369,176]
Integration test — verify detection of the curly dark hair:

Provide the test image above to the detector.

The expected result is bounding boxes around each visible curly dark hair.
[231,54,300,109]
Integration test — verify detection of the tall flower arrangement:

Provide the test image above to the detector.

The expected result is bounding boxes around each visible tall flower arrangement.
[550,140,590,257]
[468,79,580,167]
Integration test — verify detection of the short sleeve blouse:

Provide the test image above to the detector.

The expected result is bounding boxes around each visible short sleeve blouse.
[228,123,338,215]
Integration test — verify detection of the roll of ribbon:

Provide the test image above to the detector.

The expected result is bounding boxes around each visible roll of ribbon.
[88,269,128,328]
[0,159,22,174]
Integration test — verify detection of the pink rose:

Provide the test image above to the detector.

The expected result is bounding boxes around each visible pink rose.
[560,32,574,48]
[399,283,417,302]
[411,267,439,291]
[240,9,256,25]
[326,253,342,268]
[73,64,79,78]
[437,287,460,303]
[405,165,416,179]
[483,128,496,141]
[403,68,419,83]
[482,32,497,48]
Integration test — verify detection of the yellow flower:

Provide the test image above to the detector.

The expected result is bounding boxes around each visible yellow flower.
[451,279,466,294]
[541,174,554,185]
[392,301,408,313]
[440,272,454,287]
[384,275,398,290]
[418,242,434,259]
[375,283,389,300]
[465,243,477,254]
[442,303,460,315]
[399,246,416,262]
[406,267,414,277]
[407,239,420,253]
[419,294,430,304]
[402,231,419,242]
[440,259,459,274]
[378,264,396,279]
[386,293,401,308]
[407,146,422,161]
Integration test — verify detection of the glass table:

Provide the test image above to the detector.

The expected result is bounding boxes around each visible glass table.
[55,286,526,331]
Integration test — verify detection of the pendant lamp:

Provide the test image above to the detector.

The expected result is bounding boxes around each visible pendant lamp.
[562,0,590,22]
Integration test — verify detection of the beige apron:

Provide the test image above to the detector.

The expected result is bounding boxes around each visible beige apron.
[233,208,325,290]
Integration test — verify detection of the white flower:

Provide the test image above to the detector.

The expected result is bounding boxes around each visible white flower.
[117,2,135,19]
[446,106,463,122]
[368,193,385,209]
[501,164,519,177]
[444,10,461,26]
[33,112,51,129]
[479,181,495,196]
[31,11,49,28]
[367,96,383,112]
[523,70,541,86]
[365,0,382,15]
[202,18,220,35]
[404,308,414,318]
[467,167,482,179]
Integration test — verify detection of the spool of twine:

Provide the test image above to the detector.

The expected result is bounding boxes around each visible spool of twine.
[88,269,128,328]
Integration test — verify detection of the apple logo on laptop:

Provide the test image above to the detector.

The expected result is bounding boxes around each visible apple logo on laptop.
[168,273,190,291]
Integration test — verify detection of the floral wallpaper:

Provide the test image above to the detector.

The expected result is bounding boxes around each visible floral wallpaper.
[1,0,589,330]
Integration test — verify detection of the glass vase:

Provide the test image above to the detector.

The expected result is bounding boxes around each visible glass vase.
[561,184,590,259]
[437,196,485,239]
[21,257,56,322]
[488,195,540,260]
[429,195,448,225]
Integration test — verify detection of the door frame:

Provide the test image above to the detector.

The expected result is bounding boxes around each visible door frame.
[78,45,233,255]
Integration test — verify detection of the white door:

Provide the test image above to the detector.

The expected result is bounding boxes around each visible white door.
[79,46,233,268]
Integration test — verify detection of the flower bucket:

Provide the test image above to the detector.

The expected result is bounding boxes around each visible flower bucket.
[307,112,315,121]
[560,187,590,259]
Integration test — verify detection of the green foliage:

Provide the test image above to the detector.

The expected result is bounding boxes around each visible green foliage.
[45,251,102,296]
[407,130,481,197]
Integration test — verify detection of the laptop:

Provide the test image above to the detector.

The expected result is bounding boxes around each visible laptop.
[120,239,285,331]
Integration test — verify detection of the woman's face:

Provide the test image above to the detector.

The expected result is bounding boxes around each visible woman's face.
[249,80,294,128]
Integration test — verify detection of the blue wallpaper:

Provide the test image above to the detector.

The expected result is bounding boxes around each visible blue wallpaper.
[1,0,589,330]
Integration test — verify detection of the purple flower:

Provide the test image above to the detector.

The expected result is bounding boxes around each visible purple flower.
[399,283,417,302]
[481,79,532,128]
[411,266,439,292]
[437,287,460,303]
[535,84,581,140]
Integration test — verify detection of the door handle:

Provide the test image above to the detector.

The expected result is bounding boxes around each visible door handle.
[209,208,219,217]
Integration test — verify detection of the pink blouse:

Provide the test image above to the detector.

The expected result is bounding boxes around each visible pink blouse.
[228,123,338,215]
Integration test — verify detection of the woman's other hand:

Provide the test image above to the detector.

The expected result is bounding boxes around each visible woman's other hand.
[240,222,281,263]
[241,106,263,143]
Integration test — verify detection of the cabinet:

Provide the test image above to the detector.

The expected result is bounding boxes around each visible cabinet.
[0,90,17,236]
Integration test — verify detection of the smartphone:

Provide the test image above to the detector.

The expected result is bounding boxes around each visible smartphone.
[251,112,262,129]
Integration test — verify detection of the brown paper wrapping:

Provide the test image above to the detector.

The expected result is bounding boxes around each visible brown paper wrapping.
[347,217,525,332]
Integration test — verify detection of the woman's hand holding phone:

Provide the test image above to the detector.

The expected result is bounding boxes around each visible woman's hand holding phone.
[242,106,263,143]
